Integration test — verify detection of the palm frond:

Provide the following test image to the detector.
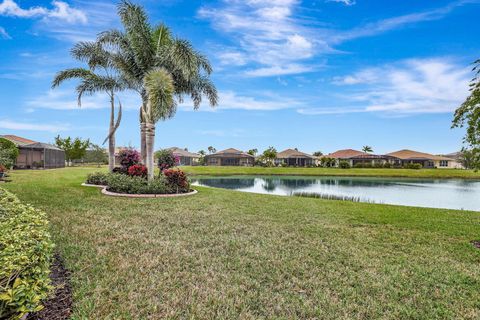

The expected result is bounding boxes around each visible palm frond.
[143,68,175,123]
[52,68,95,88]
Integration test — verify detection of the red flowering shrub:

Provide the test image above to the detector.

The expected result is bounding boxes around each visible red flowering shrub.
[163,169,189,193]
[118,148,141,168]
[0,164,6,173]
[128,164,148,178]
[156,149,179,172]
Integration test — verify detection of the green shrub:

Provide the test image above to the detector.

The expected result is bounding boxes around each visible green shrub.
[339,161,351,169]
[404,163,423,169]
[106,174,173,194]
[373,162,384,168]
[0,188,54,319]
[0,138,19,169]
[383,162,392,168]
[353,163,364,168]
[86,172,109,185]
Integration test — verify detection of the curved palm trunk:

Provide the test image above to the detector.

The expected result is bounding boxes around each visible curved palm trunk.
[145,122,155,181]
[140,121,147,164]
[108,94,116,172]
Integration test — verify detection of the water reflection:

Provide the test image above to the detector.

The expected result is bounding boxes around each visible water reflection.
[191,175,480,211]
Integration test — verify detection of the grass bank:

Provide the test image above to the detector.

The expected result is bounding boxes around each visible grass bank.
[182,165,480,179]
[3,167,480,319]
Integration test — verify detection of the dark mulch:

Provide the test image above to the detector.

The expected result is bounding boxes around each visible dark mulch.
[472,240,480,249]
[28,253,73,320]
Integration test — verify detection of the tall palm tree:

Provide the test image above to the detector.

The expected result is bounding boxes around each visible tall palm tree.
[98,1,218,179]
[362,146,373,153]
[52,41,126,172]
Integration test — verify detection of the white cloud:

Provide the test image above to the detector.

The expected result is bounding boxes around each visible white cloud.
[245,64,314,77]
[326,0,356,6]
[198,0,322,77]
[180,90,302,111]
[0,0,87,23]
[26,89,141,111]
[0,26,10,39]
[218,51,248,66]
[0,119,70,132]
[305,58,470,115]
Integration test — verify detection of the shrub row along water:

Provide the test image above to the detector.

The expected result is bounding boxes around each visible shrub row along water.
[0,187,54,319]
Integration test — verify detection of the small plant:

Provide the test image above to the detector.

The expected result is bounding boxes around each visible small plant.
[163,169,189,193]
[0,164,6,173]
[128,164,148,178]
[118,148,141,168]
[86,172,109,185]
[0,188,54,319]
[339,160,351,169]
[383,162,392,168]
[156,149,178,171]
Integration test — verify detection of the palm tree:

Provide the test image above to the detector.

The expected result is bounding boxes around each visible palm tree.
[98,1,218,179]
[52,41,126,172]
[362,146,373,153]
[248,148,258,156]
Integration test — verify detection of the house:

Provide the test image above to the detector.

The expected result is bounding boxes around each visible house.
[386,149,457,168]
[205,148,255,166]
[441,151,465,169]
[327,149,392,167]
[1,135,65,169]
[167,147,200,166]
[275,149,316,167]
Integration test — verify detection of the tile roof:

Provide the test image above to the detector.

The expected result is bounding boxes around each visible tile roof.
[386,149,452,161]
[0,134,37,146]
[327,149,369,159]
[167,147,200,158]
[277,148,315,159]
[207,148,254,158]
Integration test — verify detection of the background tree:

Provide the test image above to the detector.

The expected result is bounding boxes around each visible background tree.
[247,148,258,156]
[0,138,19,169]
[52,41,125,172]
[262,147,277,167]
[55,136,90,166]
[98,1,217,179]
[313,151,323,157]
[362,146,373,153]
[452,59,480,171]
[84,144,108,167]
[208,146,216,154]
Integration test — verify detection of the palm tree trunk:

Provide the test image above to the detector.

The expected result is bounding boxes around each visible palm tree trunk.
[108,94,116,172]
[140,121,147,165]
[145,122,155,181]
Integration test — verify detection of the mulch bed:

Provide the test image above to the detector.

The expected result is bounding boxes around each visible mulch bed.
[27,253,73,320]
[471,240,480,249]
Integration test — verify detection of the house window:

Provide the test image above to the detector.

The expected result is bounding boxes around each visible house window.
[439,160,448,167]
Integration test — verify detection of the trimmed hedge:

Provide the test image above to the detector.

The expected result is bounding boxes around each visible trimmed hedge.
[86,172,109,185]
[106,173,173,194]
[0,188,54,319]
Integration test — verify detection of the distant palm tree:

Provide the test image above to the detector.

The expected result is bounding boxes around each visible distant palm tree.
[198,150,206,156]
[362,146,373,153]
[52,41,126,172]
[208,146,216,154]
[98,1,218,179]
[248,148,258,156]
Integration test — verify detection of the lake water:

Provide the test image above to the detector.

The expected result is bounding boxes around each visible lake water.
[191,175,480,211]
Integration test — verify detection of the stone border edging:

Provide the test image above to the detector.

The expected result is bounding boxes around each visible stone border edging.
[81,183,197,198]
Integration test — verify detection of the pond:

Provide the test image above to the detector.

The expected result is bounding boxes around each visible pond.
[191,175,480,211]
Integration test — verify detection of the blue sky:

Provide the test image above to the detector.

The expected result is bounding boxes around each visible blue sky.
[0,0,478,155]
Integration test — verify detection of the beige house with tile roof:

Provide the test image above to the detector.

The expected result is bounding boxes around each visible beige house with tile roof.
[386,149,461,168]
[205,148,254,166]
[166,147,201,166]
[275,149,316,167]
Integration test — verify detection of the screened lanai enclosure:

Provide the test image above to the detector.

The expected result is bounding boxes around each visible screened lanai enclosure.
[16,143,65,169]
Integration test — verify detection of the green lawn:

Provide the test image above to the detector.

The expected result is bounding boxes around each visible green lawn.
[3,167,480,319]
[182,165,480,179]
